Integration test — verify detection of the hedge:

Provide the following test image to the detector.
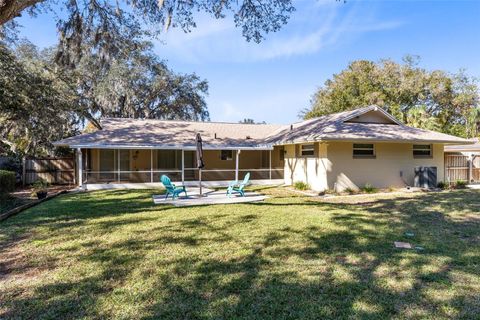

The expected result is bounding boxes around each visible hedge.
[0,170,16,193]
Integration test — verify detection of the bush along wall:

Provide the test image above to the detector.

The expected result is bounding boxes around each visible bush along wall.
[0,170,16,193]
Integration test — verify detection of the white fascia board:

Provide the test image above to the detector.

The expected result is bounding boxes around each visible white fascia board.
[341,106,404,126]
[67,144,274,150]
[273,137,473,145]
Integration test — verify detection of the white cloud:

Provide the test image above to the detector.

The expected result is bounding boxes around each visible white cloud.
[155,1,404,63]
[217,102,244,121]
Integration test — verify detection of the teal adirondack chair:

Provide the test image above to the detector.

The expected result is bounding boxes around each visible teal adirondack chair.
[227,172,250,197]
[161,175,187,199]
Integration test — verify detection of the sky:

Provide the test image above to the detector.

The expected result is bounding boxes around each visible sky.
[15,0,480,124]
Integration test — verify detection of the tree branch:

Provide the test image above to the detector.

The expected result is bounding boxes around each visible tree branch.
[0,0,45,25]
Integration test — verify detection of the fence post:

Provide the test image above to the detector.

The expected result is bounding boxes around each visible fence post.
[468,154,473,183]
[22,156,26,186]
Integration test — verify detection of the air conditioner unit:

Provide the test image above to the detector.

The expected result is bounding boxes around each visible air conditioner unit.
[414,166,437,188]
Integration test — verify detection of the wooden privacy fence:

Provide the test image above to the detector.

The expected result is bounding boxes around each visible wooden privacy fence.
[445,154,480,183]
[24,157,75,185]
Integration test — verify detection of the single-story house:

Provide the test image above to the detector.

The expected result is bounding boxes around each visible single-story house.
[54,105,471,191]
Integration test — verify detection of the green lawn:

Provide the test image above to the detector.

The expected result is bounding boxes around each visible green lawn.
[0,187,479,319]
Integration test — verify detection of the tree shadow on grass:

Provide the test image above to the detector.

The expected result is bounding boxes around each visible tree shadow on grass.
[1,190,479,319]
[138,190,480,319]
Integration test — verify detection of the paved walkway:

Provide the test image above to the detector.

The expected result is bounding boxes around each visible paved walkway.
[467,184,480,189]
[152,188,267,207]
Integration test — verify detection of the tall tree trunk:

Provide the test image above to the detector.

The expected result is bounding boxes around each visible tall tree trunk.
[0,0,44,25]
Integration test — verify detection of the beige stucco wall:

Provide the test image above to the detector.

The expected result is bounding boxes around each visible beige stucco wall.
[284,142,444,192]
[284,143,330,191]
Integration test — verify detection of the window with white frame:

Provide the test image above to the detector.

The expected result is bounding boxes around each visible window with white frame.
[413,144,432,157]
[220,150,233,160]
[301,144,315,157]
[353,143,375,158]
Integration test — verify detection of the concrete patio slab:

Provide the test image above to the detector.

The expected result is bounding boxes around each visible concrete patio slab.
[152,189,267,207]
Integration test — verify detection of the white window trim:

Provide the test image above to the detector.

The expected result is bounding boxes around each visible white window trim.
[300,144,315,157]
[353,143,376,158]
[413,144,433,158]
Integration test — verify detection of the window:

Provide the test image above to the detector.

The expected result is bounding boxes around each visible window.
[220,150,233,160]
[413,144,432,157]
[353,143,375,158]
[301,144,315,157]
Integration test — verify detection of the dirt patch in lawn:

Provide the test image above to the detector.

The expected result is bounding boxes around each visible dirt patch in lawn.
[11,185,76,200]
[0,235,39,282]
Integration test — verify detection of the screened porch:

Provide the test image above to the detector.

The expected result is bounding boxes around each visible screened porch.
[77,147,285,186]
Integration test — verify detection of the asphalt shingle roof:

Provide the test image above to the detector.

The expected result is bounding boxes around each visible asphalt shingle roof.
[54,106,471,149]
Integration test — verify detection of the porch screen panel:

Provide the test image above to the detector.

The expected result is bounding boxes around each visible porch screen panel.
[119,150,130,181]
[153,150,182,182]
[99,149,116,181]
[157,150,182,169]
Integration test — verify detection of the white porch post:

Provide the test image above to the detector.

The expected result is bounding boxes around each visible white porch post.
[269,149,272,180]
[235,149,241,181]
[150,149,153,183]
[182,150,185,183]
[77,148,83,188]
[117,149,120,183]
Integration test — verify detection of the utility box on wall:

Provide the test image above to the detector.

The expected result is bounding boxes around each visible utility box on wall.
[414,166,437,188]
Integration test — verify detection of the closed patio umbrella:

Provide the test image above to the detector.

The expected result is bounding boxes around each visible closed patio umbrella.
[196,133,205,196]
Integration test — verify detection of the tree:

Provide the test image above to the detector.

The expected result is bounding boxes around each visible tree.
[1,0,296,67]
[239,118,266,124]
[0,42,80,156]
[66,41,209,126]
[0,40,210,155]
[302,57,480,138]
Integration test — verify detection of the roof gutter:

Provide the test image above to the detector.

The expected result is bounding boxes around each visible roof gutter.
[55,143,275,151]
[272,137,474,145]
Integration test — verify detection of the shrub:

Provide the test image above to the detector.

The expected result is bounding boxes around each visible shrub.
[455,180,467,189]
[344,187,357,195]
[0,157,21,172]
[293,181,310,191]
[437,181,447,189]
[0,170,16,193]
[361,183,377,194]
[31,179,50,194]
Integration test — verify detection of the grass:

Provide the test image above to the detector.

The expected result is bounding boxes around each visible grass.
[0,187,479,319]
[0,193,30,214]
[293,181,310,190]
